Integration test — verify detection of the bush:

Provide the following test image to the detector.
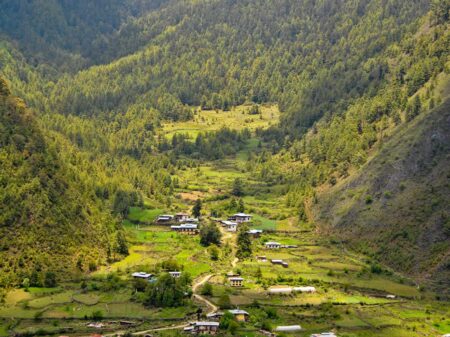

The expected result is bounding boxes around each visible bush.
[200,283,213,296]
[218,294,232,309]
[91,310,103,321]
[200,223,222,247]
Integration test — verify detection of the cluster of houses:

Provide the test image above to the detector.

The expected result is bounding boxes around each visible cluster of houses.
[218,213,263,235]
[157,212,199,224]
[158,212,265,237]
[155,212,201,234]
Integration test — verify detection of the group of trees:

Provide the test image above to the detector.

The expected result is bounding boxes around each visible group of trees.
[158,128,251,160]
[143,273,192,308]
[200,223,222,247]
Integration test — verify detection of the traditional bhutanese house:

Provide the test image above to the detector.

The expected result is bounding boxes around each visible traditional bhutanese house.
[221,220,238,232]
[174,213,189,222]
[228,213,252,223]
[229,277,244,287]
[228,309,249,322]
[131,272,153,280]
[170,223,199,234]
[184,322,219,335]
[275,325,302,333]
[310,333,337,337]
[281,262,289,268]
[293,286,316,293]
[386,294,396,299]
[256,256,267,262]
[282,244,298,249]
[265,241,281,249]
[247,229,263,237]
[169,271,181,278]
[156,214,174,224]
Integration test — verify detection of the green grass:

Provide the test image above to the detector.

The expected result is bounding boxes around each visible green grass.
[162,104,280,139]
[251,214,277,230]
[128,207,163,223]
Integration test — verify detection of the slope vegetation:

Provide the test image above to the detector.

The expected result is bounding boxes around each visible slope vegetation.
[0,77,117,287]
[315,94,450,294]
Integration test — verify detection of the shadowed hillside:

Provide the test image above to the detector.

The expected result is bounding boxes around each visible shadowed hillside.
[315,94,450,295]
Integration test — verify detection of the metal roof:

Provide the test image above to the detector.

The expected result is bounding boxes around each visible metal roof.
[193,321,220,327]
[233,213,252,217]
[275,325,302,332]
[229,309,249,315]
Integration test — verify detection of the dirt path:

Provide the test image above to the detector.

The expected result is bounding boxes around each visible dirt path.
[192,274,218,315]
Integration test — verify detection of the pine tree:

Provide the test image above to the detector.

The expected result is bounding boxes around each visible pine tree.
[236,224,252,259]
[192,199,202,218]
[232,178,244,197]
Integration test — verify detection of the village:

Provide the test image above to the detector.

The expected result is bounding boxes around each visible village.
[121,210,340,337]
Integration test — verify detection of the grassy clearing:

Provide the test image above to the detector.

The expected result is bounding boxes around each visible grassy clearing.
[162,104,280,139]
[128,207,163,223]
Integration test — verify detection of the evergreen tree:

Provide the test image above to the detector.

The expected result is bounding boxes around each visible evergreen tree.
[232,178,244,197]
[236,224,252,259]
[116,231,129,255]
[192,199,202,218]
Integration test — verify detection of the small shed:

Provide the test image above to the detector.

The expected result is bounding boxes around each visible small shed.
[275,325,302,332]
[131,272,153,280]
[256,256,267,262]
[228,309,249,322]
[156,214,174,224]
[247,229,263,237]
[169,271,181,278]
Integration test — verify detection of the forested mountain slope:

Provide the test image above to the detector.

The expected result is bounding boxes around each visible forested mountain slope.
[0,78,120,287]
[0,0,166,70]
[315,94,450,294]
[48,0,429,135]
